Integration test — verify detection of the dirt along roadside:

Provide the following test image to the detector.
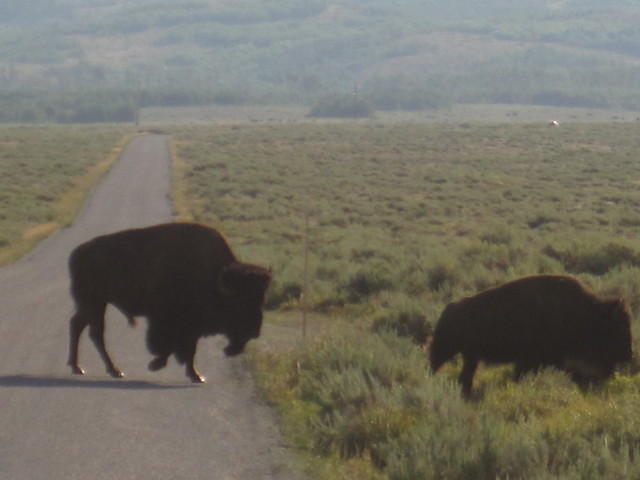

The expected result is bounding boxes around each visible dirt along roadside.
[0,134,303,480]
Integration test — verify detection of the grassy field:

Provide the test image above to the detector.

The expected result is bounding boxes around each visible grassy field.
[0,125,134,265]
[4,121,640,478]
[171,121,640,479]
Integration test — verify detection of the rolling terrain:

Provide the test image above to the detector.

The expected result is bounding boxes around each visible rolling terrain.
[2,1,640,121]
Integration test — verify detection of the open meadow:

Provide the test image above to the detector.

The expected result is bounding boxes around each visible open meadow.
[0,125,133,265]
[171,121,640,479]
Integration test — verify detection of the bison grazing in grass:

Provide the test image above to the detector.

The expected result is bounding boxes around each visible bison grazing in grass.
[67,223,271,383]
[430,275,632,397]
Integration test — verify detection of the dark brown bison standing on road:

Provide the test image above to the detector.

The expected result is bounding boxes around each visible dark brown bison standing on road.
[430,275,632,397]
[67,223,271,383]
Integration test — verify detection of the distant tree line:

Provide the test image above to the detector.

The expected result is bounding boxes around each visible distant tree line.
[0,87,265,124]
[0,91,135,124]
[2,77,639,124]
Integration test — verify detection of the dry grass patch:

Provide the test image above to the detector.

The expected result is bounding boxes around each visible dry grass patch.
[0,125,134,265]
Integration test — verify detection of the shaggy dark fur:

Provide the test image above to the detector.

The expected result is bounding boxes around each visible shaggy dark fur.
[67,223,271,383]
[430,275,632,397]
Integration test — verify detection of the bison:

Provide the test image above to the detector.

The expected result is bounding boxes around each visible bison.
[430,275,632,397]
[67,223,271,383]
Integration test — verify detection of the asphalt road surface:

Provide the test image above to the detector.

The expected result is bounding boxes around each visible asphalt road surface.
[0,134,302,480]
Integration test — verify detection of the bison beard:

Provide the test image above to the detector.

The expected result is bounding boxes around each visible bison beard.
[67,223,271,383]
[429,275,632,398]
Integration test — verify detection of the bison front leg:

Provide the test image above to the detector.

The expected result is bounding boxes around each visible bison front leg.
[145,321,172,373]
[148,355,169,372]
[176,337,205,383]
[186,363,205,384]
[459,355,479,398]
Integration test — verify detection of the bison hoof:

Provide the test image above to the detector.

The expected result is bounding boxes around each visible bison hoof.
[187,369,206,383]
[70,365,85,376]
[108,369,125,379]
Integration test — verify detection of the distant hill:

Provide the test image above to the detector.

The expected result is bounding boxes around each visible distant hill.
[2,0,640,122]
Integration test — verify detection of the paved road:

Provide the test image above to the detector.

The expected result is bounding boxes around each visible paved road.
[0,135,301,480]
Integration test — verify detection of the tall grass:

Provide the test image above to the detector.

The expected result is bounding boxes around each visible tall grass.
[171,121,640,478]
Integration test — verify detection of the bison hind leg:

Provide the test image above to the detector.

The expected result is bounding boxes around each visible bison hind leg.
[68,310,90,375]
[145,323,173,374]
[69,305,123,378]
[146,322,173,356]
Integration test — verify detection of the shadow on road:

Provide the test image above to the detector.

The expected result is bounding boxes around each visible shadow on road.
[0,374,196,390]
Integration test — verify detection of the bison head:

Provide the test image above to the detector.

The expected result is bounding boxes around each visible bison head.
[602,298,633,364]
[217,262,272,356]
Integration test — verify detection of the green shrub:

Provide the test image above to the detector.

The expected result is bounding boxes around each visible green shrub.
[371,295,433,344]
[264,280,303,310]
[296,328,428,463]
[543,242,640,275]
[299,329,425,393]
[483,369,581,422]
[341,263,394,302]
[596,266,640,317]
[309,375,415,461]
[427,261,460,292]
[382,404,501,480]
[527,214,558,229]
[479,225,513,245]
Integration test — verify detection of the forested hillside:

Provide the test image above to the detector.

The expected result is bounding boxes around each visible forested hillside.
[2,0,640,122]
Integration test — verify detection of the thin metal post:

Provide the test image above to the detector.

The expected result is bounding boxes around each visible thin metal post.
[302,213,309,340]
